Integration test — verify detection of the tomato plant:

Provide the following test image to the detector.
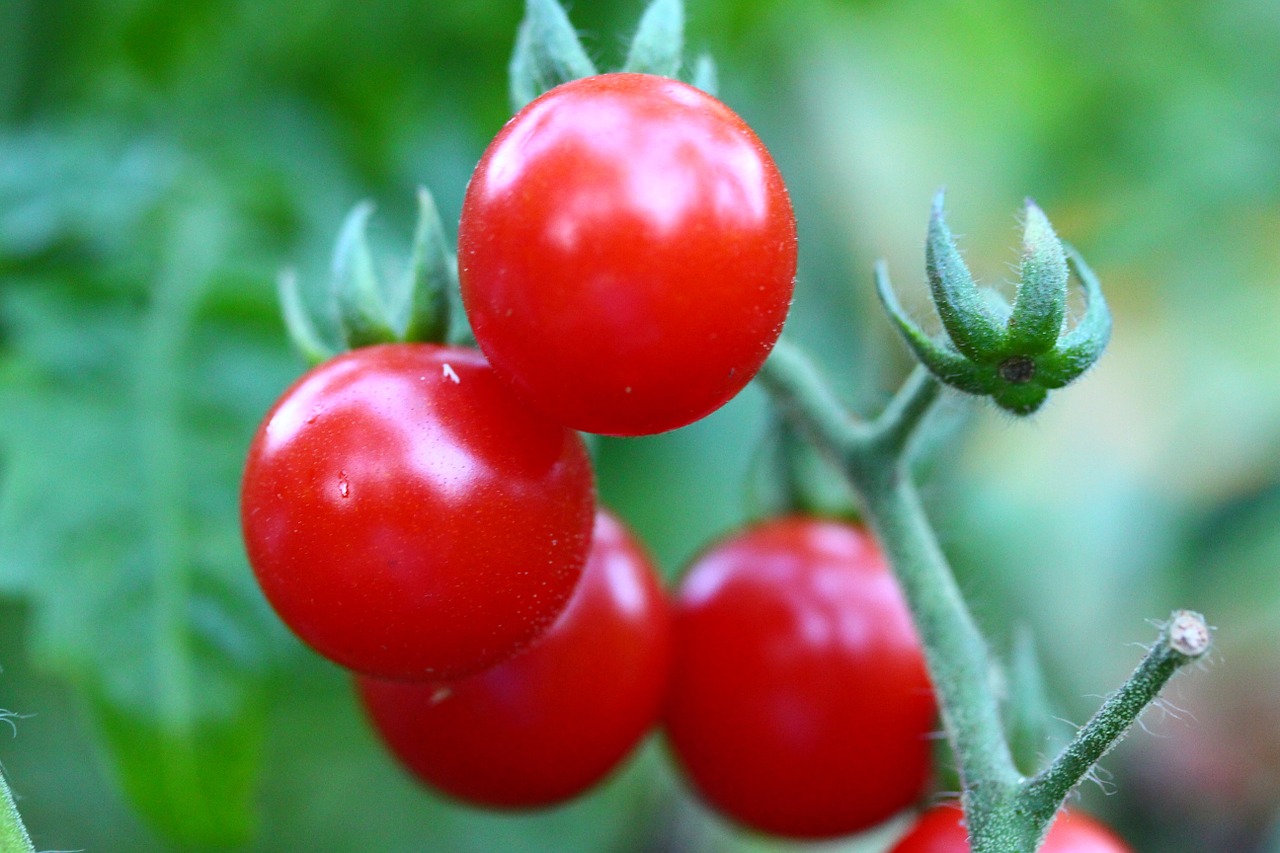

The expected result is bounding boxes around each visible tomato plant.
[240,343,595,680]
[888,805,1133,852]
[356,509,671,808]
[664,516,936,839]
[458,72,797,437]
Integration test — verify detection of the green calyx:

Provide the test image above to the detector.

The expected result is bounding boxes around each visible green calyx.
[509,0,718,113]
[280,187,456,365]
[877,192,1112,416]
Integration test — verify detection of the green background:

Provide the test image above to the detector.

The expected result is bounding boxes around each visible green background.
[2,0,1279,850]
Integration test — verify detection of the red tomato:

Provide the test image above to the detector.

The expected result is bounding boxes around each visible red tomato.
[458,72,797,437]
[888,804,1133,852]
[356,509,671,808]
[241,343,595,680]
[665,517,935,839]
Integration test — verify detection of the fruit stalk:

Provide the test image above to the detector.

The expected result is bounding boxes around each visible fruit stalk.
[758,339,1211,852]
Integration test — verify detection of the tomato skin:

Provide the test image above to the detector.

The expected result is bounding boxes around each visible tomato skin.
[888,804,1133,852]
[356,509,671,808]
[240,343,595,680]
[664,517,935,839]
[458,72,797,437]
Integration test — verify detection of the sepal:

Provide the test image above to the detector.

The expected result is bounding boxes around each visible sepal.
[509,0,597,112]
[624,0,684,79]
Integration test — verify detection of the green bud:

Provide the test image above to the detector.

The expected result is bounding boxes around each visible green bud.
[877,195,1112,416]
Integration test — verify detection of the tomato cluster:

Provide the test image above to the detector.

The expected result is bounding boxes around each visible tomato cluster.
[239,71,1132,850]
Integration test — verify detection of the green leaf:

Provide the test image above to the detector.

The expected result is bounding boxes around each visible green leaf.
[509,0,597,112]
[0,171,291,844]
[1008,200,1069,354]
[623,0,685,79]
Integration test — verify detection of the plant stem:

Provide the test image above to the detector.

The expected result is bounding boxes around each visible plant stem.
[864,365,940,459]
[0,766,35,853]
[758,342,1022,811]
[1020,610,1211,823]
[858,469,1023,804]
[757,341,1212,853]
[754,339,869,459]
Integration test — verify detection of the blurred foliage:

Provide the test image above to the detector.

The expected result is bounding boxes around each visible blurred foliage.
[1,0,1278,851]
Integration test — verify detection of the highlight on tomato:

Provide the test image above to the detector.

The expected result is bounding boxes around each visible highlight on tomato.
[356,509,671,808]
[458,72,797,437]
[664,516,935,839]
[240,343,596,680]
[888,804,1133,852]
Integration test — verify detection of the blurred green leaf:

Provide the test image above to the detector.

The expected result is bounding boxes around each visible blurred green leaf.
[0,139,289,845]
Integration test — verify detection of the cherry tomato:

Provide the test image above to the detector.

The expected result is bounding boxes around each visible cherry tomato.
[356,509,671,808]
[241,343,595,680]
[458,72,797,437]
[888,804,1133,852]
[664,516,935,839]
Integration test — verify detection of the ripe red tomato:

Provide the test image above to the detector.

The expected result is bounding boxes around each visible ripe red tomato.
[664,516,935,839]
[356,509,671,808]
[241,343,595,680]
[458,72,797,437]
[888,804,1133,852]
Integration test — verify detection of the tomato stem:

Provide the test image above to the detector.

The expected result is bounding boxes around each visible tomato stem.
[0,764,36,853]
[758,340,1211,853]
[760,339,1022,796]
[1020,610,1211,822]
[863,364,941,460]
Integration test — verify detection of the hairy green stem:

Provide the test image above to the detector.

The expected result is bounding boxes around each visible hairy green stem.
[0,766,35,853]
[860,470,1023,810]
[864,365,941,459]
[757,340,1211,853]
[1021,610,1211,821]
[758,342,1022,806]
[756,339,868,457]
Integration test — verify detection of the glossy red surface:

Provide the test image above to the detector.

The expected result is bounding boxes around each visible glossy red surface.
[458,72,797,436]
[665,516,935,838]
[356,509,672,808]
[241,344,595,679]
[889,804,1133,852]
